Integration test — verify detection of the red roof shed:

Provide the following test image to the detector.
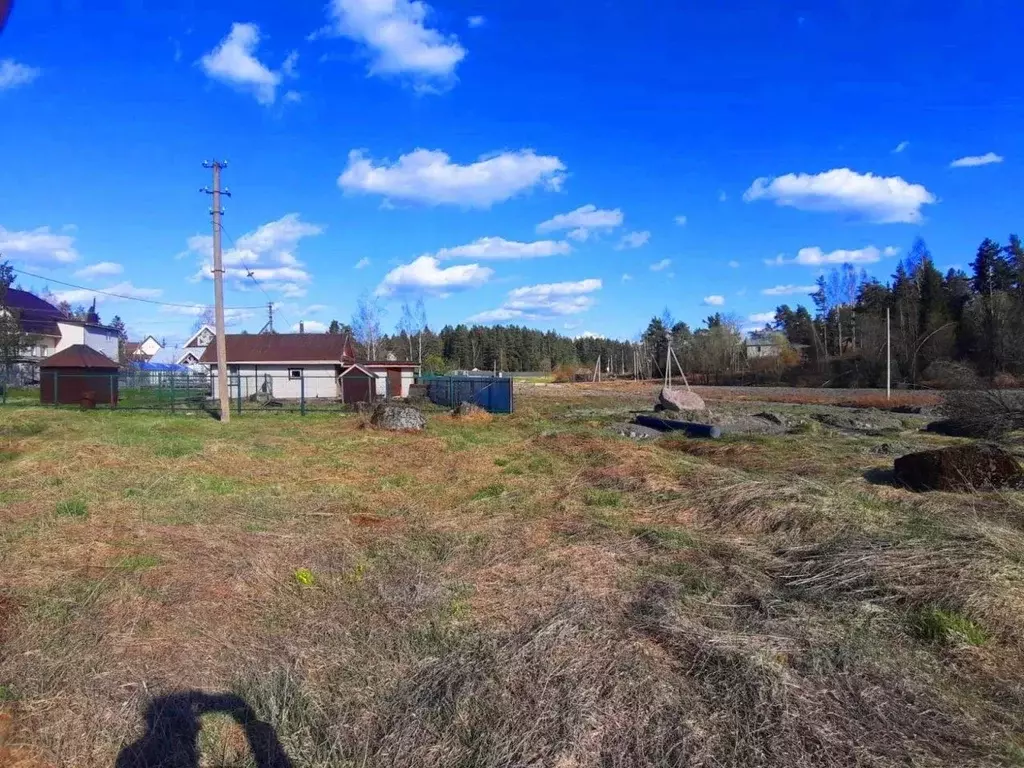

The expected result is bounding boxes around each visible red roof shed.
[39,345,120,406]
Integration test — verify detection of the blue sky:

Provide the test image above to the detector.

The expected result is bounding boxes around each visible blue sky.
[1,0,1021,344]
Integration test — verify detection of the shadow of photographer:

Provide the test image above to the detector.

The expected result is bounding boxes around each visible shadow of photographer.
[115,691,292,768]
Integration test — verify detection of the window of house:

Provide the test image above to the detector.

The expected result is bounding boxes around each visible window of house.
[288,368,302,379]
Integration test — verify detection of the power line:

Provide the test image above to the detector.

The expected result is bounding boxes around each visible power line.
[9,267,266,311]
[216,222,273,303]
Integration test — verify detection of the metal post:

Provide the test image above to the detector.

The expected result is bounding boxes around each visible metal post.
[53,371,58,408]
[886,307,891,401]
[236,374,242,415]
[300,372,306,416]
[170,373,176,414]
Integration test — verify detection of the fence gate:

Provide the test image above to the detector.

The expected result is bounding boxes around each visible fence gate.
[417,375,514,414]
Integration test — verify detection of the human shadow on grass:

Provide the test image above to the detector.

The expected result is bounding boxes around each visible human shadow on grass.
[115,691,292,768]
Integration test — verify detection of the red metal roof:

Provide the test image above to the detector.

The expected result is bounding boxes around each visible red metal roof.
[200,333,356,364]
[40,344,119,369]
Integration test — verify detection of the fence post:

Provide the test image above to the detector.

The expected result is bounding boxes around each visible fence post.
[300,372,306,416]
[53,371,59,408]
[170,373,176,414]
[236,375,243,416]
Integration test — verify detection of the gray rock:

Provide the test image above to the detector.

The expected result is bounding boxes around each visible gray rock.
[812,410,902,434]
[370,402,427,431]
[608,422,663,440]
[658,387,706,412]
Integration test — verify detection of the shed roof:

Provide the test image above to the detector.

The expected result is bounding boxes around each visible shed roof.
[40,344,119,369]
[199,333,356,364]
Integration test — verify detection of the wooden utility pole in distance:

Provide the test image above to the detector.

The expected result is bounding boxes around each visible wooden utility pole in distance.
[886,307,891,401]
[201,160,232,423]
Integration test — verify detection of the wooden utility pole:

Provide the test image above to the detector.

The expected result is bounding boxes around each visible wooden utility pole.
[201,160,231,423]
[886,307,891,401]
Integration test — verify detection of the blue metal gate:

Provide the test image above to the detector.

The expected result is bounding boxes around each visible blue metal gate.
[417,375,514,414]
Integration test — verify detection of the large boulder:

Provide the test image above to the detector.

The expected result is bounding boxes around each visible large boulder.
[658,386,706,413]
[893,444,1024,492]
[369,402,426,431]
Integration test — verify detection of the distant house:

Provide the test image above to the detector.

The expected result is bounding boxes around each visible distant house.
[199,333,418,403]
[745,330,783,359]
[124,335,162,362]
[1,289,120,378]
[177,325,215,366]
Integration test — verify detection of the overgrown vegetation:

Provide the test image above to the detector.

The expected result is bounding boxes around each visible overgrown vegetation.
[1,388,1023,767]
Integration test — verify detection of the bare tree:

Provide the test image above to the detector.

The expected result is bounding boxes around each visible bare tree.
[415,298,427,365]
[191,307,216,334]
[397,301,416,360]
[352,292,385,360]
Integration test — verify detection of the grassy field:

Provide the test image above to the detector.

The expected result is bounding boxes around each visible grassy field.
[1,386,1023,766]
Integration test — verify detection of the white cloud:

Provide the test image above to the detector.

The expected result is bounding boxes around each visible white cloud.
[893,140,909,154]
[0,59,41,91]
[674,215,687,226]
[718,191,728,202]
[292,320,328,332]
[304,304,329,314]
[184,213,323,293]
[199,23,293,105]
[578,331,602,339]
[766,244,896,267]
[355,257,371,269]
[536,204,623,241]
[615,230,650,250]
[53,282,163,305]
[950,152,1004,168]
[728,260,740,268]
[327,0,466,83]
[743,168,936,223]
[234,213,323,254]
[282,50,299,78]
[748,312,776,324]
[467,15,485,27]
[433,236,571,260]
[340,148,565,208]
[0,225,79,263]
[469,278,602,323]
[159,304,256,325]
[703,295,725,306]
[649,258,671,272]
[284,90,302,103]
[761,284,818,296]
[377,255,492,297]
[621,273,632,282]
[74,262,123,279]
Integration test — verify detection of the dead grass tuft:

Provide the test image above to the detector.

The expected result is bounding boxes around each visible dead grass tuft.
[777,532,1024,641]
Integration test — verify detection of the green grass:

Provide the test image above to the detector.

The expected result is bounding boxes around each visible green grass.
[55,499,88,518]
[471,483,506,501]
[583,488,622,507]
[153,436,204,458]
[632,525,697,550]
[910,606,989,646]
[115,554,161,571]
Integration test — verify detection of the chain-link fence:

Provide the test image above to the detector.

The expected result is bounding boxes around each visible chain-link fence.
[0,370,393,415]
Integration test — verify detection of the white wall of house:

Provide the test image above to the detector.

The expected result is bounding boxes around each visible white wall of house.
[139,337,162,356]
[22,334,59,360]
[211,364,339,400]
[54,322,119,362]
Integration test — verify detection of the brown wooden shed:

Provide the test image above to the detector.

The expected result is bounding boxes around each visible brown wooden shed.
[40,344,120,406]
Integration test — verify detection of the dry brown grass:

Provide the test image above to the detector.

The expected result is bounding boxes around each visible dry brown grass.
[1,395,1023,766]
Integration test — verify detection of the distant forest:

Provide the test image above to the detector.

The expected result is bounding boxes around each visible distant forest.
[337,234,1024,385]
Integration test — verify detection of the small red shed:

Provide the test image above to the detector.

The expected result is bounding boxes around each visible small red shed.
[40,344,120,406]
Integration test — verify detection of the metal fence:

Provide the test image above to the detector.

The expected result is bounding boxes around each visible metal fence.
[417,375,514,413]
[0,370,395,416]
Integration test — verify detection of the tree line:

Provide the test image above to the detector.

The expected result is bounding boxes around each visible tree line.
[770,235,1024,386]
